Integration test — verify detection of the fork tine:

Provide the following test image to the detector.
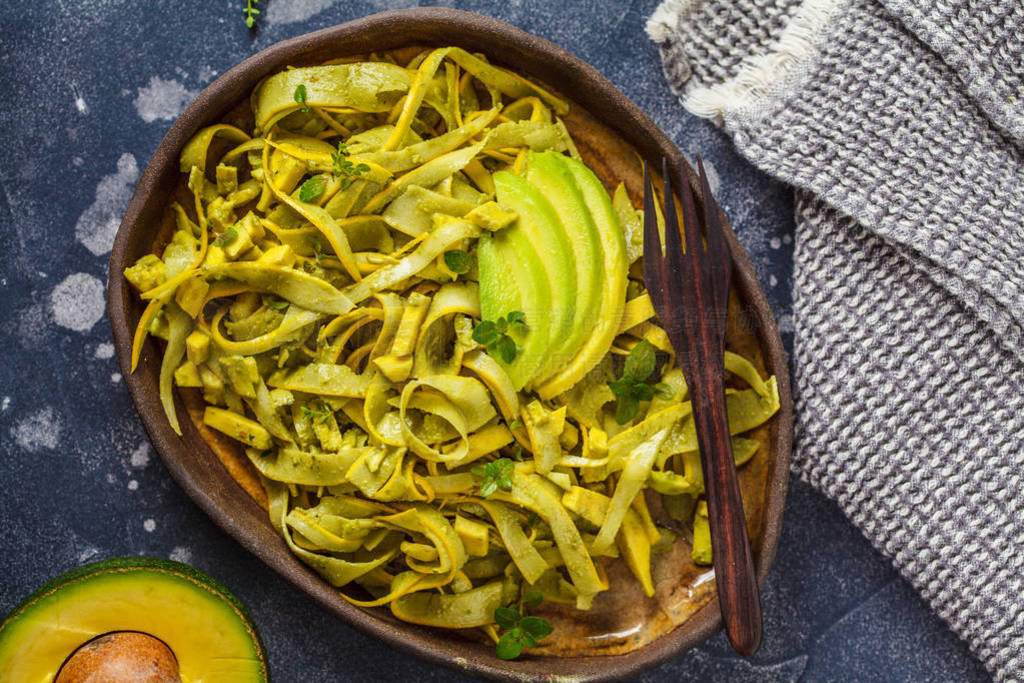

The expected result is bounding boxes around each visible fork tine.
[643,161,673,325]
[643,161,660,256]
[675,157,703,275]
[696,155,731,336]
[661,157,684,262]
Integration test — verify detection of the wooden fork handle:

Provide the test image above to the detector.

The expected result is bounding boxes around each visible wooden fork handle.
[690,365,763,655]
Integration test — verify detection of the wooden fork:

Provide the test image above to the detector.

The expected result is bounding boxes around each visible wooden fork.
[642,156,762,656]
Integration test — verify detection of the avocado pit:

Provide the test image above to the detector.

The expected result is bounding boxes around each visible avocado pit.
[55,631,181,683]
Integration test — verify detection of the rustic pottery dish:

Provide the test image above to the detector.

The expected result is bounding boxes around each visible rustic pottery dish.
[108,8,793,680]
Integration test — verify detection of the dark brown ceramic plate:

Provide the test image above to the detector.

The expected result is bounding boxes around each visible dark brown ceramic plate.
[108,8,792,681]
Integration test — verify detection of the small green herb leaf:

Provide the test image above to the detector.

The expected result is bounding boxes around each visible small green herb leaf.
[494,607,519,629]
[293,84,310,112]
[299,175,325,202]
[243,0,259,28]
[472,320,499,346]
[472,457,514,498]
[472,312,525,364]
[623,340,656,382]
[330,142,370,188]
[212,226,238,248]
[520,616,554,640]
[496,632,524,660]
[307,236,337,265]
[521,590,543,608]
[609,340,668,424]
[266,298,289,311]
[653,382,675,400]
[301,403,332,424]
[508,419,523,431]
[614,394,639,425]
[443,249,471,274]
[494,335,517,364]
[492,591,551,660]
[633,383,654,402]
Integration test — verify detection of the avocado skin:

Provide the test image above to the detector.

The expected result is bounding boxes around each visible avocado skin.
[0,557,269,682]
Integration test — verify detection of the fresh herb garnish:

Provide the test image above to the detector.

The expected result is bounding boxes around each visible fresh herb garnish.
[307,236,337,265]
[212,226,238,248]
[243,0,259,28]
[494,590,553,660]
[266,298,289,311]
[301,402,332,424]
[299,175,325,202]
[473,312,527,364]
[293,84,310,112]
[330,142,371,190]
[511,445,524,462]
[443,249,471,274]
[508,419,523,431]
[607,340,674,424]
[472,457,514,498]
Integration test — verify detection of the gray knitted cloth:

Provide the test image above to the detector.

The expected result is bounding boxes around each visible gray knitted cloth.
[647,0,1024,678]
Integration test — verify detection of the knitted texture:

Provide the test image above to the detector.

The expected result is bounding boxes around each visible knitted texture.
[649,0,1024,678]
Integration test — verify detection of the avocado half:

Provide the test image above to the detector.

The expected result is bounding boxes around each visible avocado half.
[0,557,269,682]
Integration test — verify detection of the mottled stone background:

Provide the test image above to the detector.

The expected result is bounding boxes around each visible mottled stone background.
[0,1,986,680]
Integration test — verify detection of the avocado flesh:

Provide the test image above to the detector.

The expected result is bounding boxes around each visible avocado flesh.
[0,557,268,683]
[536,155,628,400]
[524,151,603,384]
[477,219,552,390]
[489,170,576,388]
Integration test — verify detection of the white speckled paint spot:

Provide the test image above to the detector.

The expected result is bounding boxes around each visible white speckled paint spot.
[111,372,122,383]
[128,479,139,490]
[12,406,62,452]
[16,303,48,345]
[72,84,89,115]
[106,473,117,484]
[770,274,778,287]
[133,76,197,123]
[197,65,218,83]
[130,442,151,468]
[770,237,782,249]
[50,273,105,332]
[1,397,9,411]
[266,0,339,24]
[78,547,99,563]
[777,313,795,334]
[75,153,139,255]
[169,546,192,564]
[94,342,115,359]
[143,518,156,532]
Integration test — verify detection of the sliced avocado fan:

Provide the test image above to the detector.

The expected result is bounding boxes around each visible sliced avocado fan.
[0,557,269,683]
[477,152,626,396]
[479,170,576,390]
[535,155,627,399]
[524,150,604,385]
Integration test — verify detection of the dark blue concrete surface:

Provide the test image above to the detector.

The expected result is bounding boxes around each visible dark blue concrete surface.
[0,1,988,680]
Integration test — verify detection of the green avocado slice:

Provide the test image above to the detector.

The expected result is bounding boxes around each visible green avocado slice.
[536,155,628,400]
[525,150,604,384]
[0,557,269,682]
[490,170,576,388]
[477,215,553,390]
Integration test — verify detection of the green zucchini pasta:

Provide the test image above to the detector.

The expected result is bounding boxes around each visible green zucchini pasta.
[124,47,779,648]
